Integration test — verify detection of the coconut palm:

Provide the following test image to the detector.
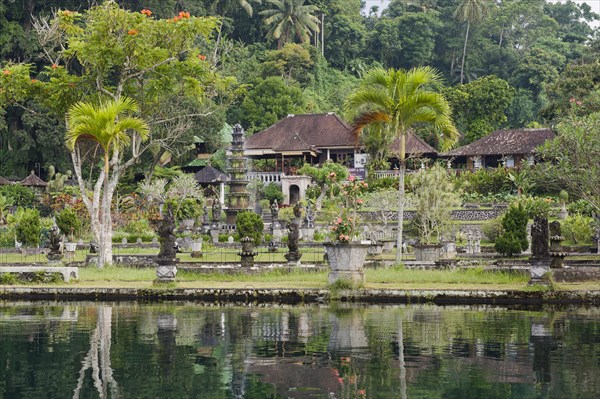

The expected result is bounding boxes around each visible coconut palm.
[345,67,459,263]
[455,0,489,84]
[259,0,320,49]
[66,97,149,267]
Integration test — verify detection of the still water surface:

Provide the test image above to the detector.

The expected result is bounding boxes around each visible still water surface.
[0,301,599,398]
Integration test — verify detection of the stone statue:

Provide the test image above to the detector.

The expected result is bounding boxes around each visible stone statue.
[531,217,549,259]
[549,220,562,238]
[202,205,210,225]
[270,199,279,221]
[305,203,315,228]
[293,202,302,219]
[158,203,177,260]
[212,200,221,223]
[46,225,63,261]
[284,220,302,263]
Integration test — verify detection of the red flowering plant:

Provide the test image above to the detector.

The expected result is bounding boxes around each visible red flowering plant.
[330,174,368,243]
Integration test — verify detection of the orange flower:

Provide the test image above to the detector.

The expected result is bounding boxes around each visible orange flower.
[2,70,10,75]
[197,54,206,61]
[31,79,37,83]
[140,9,152,16]
[51,63,59,69]
[128,29,138,35]
[357,389,366,395]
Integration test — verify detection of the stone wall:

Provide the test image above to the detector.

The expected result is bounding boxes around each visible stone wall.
[359,208,504,222]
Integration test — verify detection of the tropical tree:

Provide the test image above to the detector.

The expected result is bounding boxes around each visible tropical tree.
[259,0,320,49]
[66,97,149,267]
[455,0,489,84]
[345,67,459,263]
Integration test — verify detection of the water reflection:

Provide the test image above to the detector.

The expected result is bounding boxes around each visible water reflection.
[0,302,599,398]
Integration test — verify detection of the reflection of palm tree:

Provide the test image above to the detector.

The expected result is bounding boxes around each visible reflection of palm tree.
[73,306,118,399]
[345,67,458,263]
[455,0,489,84]
[259,0,320,49]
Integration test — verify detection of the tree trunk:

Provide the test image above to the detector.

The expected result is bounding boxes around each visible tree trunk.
[460,21,470,84]
[395,134,406,264]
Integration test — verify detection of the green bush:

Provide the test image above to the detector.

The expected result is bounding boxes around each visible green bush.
[0,226,15,247]
[562,214,594,244]
[15,208,42,246]
[495,204,528,256]
[235,211,264,245]
[124,218,154,235]
[0,273,17,285]
[458,167,513,197]
[512,195,551,219]
[55,207,81,237]
[567,199,595,217]
[0,185,36,207]
[313,230,326,242]
[218,233,230,242]
[482,216,503,242]
[263,183,284,204]
[173,199,202,220]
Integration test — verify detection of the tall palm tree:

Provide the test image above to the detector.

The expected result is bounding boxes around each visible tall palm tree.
[67,97,149,267]
[455,0,489,84]
[259,0,320,49]
[345,67,459,263]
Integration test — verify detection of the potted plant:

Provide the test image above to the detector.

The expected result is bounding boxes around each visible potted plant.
[323,175,370,284]
[410,165,461,262]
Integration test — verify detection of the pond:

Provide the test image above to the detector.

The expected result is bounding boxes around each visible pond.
[0,301,599,398]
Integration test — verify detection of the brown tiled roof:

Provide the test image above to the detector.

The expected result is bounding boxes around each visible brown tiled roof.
[390,132,438,156]
[244,113,354,153]
[20,172,47,187]
[442,128,555,157]
[194,166,229,184]
[0,176,12,185]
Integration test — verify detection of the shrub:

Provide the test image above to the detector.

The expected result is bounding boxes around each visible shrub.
[0,185,36,207]
[512,195,552,219]
[482,216,503,242]
[562,214,594,244]
[235,211,264,245]
[15,208,42,246]
[495,204,528,256]
[567,199,595,217]
[0,273,17,285]
[124,218,153,235]
[55,207,81,237]
[0,226,15,247]
[457,167,513,197]
[263,183,284,204]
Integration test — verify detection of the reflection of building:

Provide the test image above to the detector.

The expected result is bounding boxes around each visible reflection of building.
[442,128,555,170]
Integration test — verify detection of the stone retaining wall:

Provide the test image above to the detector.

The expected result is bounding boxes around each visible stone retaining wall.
[359,208,504,222]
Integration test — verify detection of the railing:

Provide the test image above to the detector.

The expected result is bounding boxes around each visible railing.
[247,172,284,185]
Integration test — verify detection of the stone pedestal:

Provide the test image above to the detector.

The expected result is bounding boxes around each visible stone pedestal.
[238,236,257,268]
[156,258,178,282]
[413,244,443,262]
[529,258,551,285]
[190,240,203,258]
[324,242,369,285]
[380,239,395,253]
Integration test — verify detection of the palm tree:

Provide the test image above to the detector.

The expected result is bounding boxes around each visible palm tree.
[67,97,149,267]
[259,0,320,49]
[455,0,489,84]
[345,67,459,263]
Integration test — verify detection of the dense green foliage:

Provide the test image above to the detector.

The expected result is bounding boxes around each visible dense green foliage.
[14,208,42,246]
[494,204,528,256]
[1,0,598,179]
[55,207,81,237]
[235,210,264,245]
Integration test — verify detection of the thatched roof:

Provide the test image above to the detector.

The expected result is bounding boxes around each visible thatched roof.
[20,171,47,187]
[0,176,12,185]
[244,113,354,155]
[194,166,228,184]
[442,128,555,157]
[390,132,438,156]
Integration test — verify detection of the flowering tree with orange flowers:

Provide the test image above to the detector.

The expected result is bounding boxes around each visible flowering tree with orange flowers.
[0,1,238,266]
